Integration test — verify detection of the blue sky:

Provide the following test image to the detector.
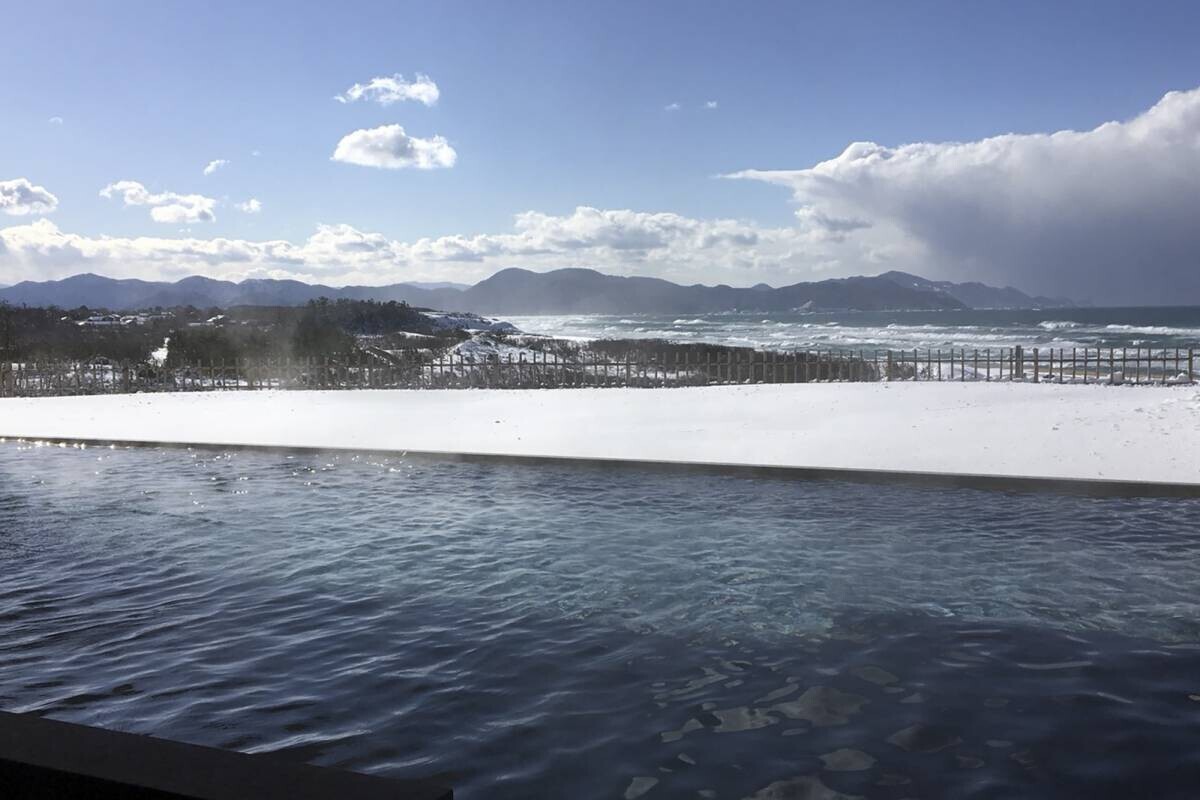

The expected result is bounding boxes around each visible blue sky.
[3,0,1200,302]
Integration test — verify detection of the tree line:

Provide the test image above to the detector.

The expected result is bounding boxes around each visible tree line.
[0,298,454,363]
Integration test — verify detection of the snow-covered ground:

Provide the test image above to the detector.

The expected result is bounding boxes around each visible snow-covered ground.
[421,311,519,334]
[449,333,545,362]
[2,383,1198,486]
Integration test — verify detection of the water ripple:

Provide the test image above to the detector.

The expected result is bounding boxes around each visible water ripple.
[3,443,1200,797]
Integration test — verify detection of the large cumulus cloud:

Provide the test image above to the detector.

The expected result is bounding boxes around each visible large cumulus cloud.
[730,87,1200,305]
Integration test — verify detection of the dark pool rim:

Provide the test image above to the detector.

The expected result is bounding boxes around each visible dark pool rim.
[3,434,1198,498]
[0,710,452,800]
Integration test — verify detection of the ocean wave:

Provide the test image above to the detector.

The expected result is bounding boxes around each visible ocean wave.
[502,312,1200,351]
[1104,324,1200,336]
[887,323,983,331]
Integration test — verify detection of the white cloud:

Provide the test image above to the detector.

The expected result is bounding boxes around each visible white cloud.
[729,86,1200,305]
[203,159,229,176]
[335,73,439,106]
[47,116,63,125]
[236,198,263,214]
[0,207,820,286]
[664,102,681,112]
[0,178,59,217]
[332,124,457,170]
[99,180,217,224]
[705,100,718,110]
[0,219,404,284]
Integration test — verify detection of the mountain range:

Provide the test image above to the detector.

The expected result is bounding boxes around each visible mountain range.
[0,268,1074,314]
[877,271,1075,310]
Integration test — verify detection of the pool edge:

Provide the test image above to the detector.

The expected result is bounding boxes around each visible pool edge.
[3,434,1197,498]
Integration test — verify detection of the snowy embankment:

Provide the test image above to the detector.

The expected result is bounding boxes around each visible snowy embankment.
[2,383,1198,488]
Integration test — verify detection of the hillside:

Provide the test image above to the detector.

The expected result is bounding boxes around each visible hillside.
[878,271,1075,309]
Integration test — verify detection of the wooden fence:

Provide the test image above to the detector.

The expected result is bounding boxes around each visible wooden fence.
[1,346,1195,397]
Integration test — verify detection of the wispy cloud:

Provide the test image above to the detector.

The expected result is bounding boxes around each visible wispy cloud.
[335,73,439,106]
[236,198,262,214]
[0,178,58,216]
[663,102,681,112]
[332,124,456,170]
[203,159,229,176]
[47,116,63,126]
[99,180,217,224]
[704,100,718,110]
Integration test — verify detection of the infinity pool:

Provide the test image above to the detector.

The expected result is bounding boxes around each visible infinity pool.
[2,443,1200,798]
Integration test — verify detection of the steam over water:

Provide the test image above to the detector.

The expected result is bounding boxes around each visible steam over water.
[507,307,1200,351]
[4,443,1200,798]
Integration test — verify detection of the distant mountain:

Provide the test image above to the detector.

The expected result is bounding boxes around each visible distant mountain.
[1,268,962,313]
[449,268,964,314]
[0,273,449,311]
[0,267,1022,314]
[878,271,1075,309]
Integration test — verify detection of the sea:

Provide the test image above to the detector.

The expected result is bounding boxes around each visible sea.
[5,444,1200,799]
[505,306,1200,352]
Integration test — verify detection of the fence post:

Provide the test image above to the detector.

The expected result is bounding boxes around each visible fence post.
[1032,348,1039,383]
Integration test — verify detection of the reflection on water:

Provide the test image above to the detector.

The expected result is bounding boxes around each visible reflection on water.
[3,443,1200,798]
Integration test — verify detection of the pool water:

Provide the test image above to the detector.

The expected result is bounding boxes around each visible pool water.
[2,443,1200,798]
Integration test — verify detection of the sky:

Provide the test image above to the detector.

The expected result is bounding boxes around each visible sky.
[2,0,1200,304]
